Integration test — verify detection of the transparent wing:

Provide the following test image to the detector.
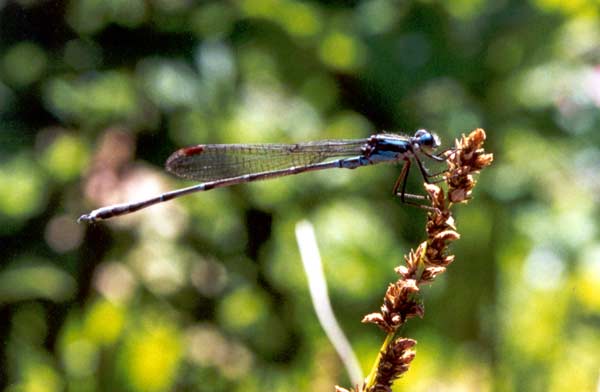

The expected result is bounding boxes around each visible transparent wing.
[165,139,369,181]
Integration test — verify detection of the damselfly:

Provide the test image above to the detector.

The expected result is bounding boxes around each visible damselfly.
[78,129,446,223]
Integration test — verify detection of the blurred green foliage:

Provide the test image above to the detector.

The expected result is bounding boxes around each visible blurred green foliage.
[1,0,600,391]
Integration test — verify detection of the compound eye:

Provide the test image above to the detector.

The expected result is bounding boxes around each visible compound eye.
[414,129,432,145]
[414,129,440,150]
[414,129,428,138]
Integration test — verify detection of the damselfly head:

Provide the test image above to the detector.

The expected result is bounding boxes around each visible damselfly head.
[413,129,440,152]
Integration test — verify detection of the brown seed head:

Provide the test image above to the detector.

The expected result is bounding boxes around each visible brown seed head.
[366,338,417,392]
[354,129,492,392]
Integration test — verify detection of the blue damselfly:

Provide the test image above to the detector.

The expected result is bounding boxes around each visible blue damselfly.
[78,129,445,222]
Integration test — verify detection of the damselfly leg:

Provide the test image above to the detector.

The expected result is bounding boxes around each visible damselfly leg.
[393,150,450,209]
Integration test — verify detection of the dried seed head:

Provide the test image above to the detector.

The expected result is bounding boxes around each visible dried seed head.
[366,338,417,392]
[362,280,423,332]
[353,130,492,392]
[445,128,493,204]
[420,266,447,283]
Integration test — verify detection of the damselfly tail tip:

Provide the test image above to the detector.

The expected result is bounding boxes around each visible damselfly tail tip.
[77,213,95,224]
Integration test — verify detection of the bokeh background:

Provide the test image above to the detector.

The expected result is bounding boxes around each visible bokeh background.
[1,0,600,391]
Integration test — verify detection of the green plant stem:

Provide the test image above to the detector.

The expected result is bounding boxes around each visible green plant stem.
[363,331,396,390]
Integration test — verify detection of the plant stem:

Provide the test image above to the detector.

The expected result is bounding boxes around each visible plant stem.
[363,331,396,390]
